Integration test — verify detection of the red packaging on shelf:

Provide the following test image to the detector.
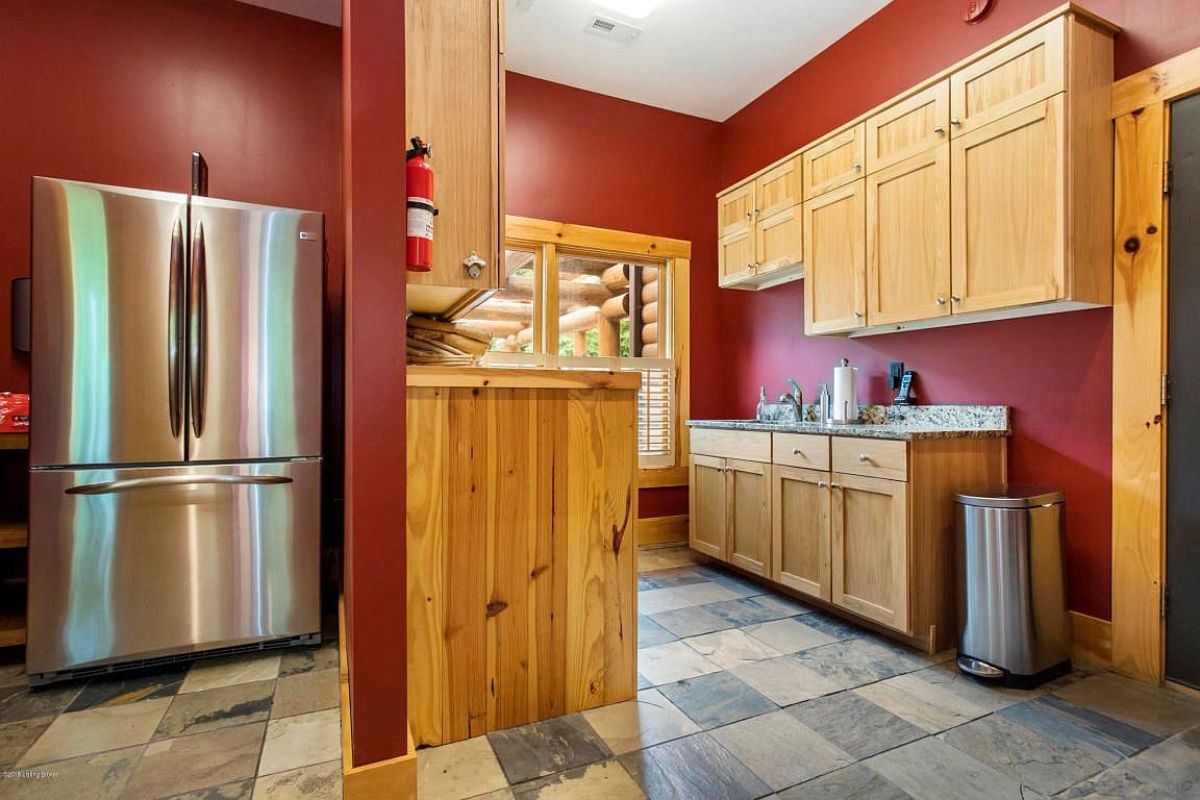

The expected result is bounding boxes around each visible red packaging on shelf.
[0,393,30,433]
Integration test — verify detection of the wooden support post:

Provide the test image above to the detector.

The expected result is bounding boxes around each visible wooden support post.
[598,319,619,357]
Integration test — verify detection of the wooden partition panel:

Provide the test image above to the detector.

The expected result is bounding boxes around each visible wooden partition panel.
[407,378,638,747]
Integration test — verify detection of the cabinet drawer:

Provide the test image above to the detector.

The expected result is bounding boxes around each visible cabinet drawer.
[832,437,908,480]
[691,428,771,462]
[773,433,830,470]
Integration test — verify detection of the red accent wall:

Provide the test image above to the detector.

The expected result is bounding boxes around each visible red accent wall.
[342,0,409,764]
[718,0,1200,620]
[0,0,343,394]
[504,73,740,520]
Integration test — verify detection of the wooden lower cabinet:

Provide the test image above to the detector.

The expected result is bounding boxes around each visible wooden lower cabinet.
[727,459,771,577]
[771,466,831,601]
[830,473,909,632]
[689,454,727,559]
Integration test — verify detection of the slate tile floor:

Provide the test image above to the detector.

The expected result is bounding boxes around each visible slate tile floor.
[3,545,1200,799]
[0,637,341,799]
[421,545,1200,800]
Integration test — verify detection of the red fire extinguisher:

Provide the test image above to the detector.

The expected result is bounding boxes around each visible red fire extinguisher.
[406,137,436,272]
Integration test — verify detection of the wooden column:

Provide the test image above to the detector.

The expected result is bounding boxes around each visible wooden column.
[342,0,410,770]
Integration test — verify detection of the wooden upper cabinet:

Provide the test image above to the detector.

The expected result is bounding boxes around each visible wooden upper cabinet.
[771,466,830,601]
[803,124,865,200]
[830,473,909,633]
[755,157,802,219]
[866,145,951,326]
[406,0,502,290]
[689,455,727,559]
[719,227,755,287]
[755,205,803,276]
[727,459,771,577]
[950,16,1065,135]
[804,180,866,334]
[951,95,1065,314]
[866,81,950,172]
[718,182,754,239]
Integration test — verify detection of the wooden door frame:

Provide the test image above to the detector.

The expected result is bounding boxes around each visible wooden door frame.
[1110,46,1200,683]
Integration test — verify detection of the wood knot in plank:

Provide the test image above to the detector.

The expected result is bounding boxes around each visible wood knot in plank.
[486,600,508,618]
[611,488,632,555]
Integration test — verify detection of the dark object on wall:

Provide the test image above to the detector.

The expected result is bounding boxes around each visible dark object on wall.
[964,0,994,24]
[11,278,29,353]
[191,151,208,197]
[888,361,905,391]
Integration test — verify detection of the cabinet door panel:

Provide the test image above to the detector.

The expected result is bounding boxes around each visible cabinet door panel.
[719,228,755,287]
[755,204,803,275]
[689,455,727,560]
[718,182,755,239]
[804,180,866,334]
[406,0,500,289]
[951,95,1065,313]
[950,17,1065,134]
[756,157,802,219]
[771,466,830,600]
[866,146,951,326]
[803,124,865,200]
[866,81,950,172]
[831,473,909,632]
[727,459,771,577]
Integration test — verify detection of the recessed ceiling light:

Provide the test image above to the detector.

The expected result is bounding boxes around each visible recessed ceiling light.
[593,0,658,20]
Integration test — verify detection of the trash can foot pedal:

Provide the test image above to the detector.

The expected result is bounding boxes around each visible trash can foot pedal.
[957,655,1005,679]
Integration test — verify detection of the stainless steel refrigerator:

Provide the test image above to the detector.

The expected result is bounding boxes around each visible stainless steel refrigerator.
[27,177,323,682]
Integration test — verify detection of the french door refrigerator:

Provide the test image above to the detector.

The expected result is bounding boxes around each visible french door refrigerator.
[27,177,323,682]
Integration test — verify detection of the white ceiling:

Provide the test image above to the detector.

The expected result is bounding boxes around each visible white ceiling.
[236,0,893,122]
[236,0,341,27]
[505,0,892,121]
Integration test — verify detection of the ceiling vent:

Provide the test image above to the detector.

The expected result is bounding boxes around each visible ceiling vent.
[584,15,641,44]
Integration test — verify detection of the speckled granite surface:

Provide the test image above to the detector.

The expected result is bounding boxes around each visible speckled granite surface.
[688,404,1009,441]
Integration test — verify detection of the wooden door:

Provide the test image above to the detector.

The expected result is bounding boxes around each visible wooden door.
[755,204,803,275]
[718,182,755,238]
[727,459,771,577]
[804,180,866,334]
[719,228,755,286]
[755,157,801,219]
[866,81,950,172]
[830,473,909,632]
[689,455,727,560]
[951,95,1065,314]
[950,17,1065,135]
[866,145,951,326]
[771,466,831,600]
[803,124,865,200]
[406,0,501,290]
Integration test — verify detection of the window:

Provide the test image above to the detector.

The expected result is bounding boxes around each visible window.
[461,217,691,484]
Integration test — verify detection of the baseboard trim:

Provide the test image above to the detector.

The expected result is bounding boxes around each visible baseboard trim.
[1070,610,1112,668]
[639,514,688,546]
[339,597,418,800]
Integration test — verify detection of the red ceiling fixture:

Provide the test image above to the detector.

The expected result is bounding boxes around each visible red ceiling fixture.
[964,0,994,24]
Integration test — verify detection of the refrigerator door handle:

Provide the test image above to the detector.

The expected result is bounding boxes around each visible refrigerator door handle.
[168,218,185,438]
[189,220,208,439]
[65,474,294,495]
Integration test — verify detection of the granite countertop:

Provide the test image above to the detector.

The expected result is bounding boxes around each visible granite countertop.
[688,404,1010,441]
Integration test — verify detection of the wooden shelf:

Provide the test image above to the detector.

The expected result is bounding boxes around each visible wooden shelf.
[0,433,28,451]
[0,523,27,549]
[0,612,25,647]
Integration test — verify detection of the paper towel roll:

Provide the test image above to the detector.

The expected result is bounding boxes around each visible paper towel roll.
[831,365,858,423]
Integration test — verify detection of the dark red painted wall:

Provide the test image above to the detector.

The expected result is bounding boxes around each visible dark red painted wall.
[718,0,1200,620]
[342,0,408,764]
[0,0,343,394]
[504,73,741,519]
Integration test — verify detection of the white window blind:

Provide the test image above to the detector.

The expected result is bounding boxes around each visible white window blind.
[478,353,676,469]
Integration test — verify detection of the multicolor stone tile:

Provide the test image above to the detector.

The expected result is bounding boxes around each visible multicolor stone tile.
[487,713,612,784]
[154,679,275,740]
[657,671,776,730]
[618,731,771,800]
[787,691,926,759]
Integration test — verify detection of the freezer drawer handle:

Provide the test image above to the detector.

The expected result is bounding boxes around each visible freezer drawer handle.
[65,475,293,495]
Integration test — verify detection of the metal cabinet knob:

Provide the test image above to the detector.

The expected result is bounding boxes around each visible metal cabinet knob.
[936,296,947,305]
[950,118,962,126]
[817,481,828,488]
[463,251,487,279]
[792,448,804,455]
[934,126,946,135]
[854,311,864,318]
[830,482,842,489]
[858,453,870,462]
[951,294,962,303]
[853,162,862,172]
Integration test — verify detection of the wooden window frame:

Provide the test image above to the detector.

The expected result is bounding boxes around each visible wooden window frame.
[1110,45,1200,684]
[501,216,692,488]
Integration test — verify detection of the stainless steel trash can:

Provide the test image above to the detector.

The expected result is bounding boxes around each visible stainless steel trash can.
[954,485,1072,688]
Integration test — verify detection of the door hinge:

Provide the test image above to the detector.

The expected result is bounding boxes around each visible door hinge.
[1164,160,1174,195]
[1162,373,1171,407]
[1162,583,1170,618]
